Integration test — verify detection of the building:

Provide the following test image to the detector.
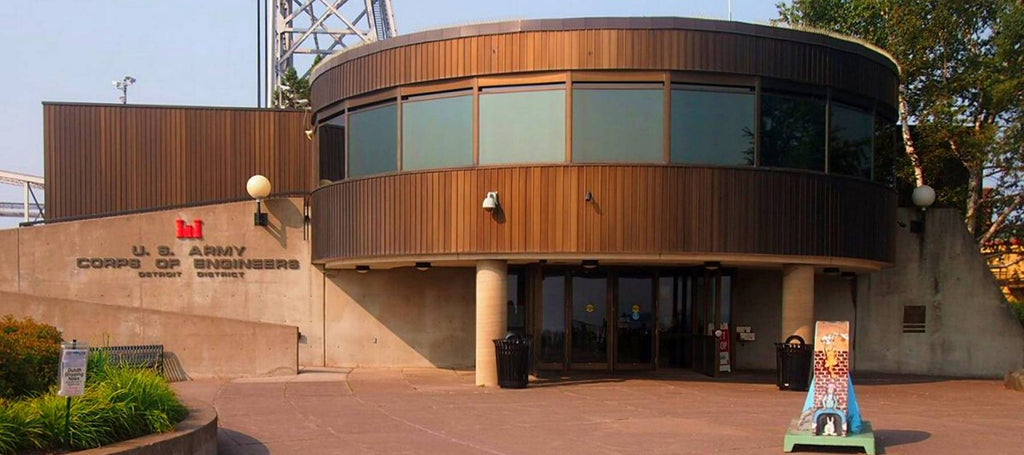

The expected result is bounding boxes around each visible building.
[2,18,1021,383]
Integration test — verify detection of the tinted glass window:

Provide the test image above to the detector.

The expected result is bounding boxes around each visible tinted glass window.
[761,93,826,171]
[348,103,397,177]
[829,103,874,179]
[402,94,473,171]
[318,115,345,182]
[573,87,664,163]
[873,114,898,186]
[480,88,566,164]
[670,87,755,166]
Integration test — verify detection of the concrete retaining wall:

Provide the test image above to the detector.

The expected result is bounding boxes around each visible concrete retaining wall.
[0,198,323,367]
[72,400,217,455]
[0,291,297,378]
[855,208,1024,377]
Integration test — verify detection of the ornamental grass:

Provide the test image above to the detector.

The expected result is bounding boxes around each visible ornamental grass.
[0,352,187,454]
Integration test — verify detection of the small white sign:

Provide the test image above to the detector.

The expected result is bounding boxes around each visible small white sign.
[58,343,89,397]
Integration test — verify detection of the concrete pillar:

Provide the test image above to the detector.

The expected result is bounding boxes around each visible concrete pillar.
[781,265,815,343]
[475,260,507,386]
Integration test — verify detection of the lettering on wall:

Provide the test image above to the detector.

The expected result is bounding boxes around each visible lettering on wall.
[73,219,300,279]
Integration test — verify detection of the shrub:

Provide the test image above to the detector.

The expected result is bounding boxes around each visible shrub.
[0,316,62,400]
[0,366,187,454]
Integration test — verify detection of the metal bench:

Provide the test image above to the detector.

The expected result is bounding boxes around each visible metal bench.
[91,345,164,374]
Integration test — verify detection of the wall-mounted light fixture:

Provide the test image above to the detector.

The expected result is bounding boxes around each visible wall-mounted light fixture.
[482,191,499,211]
[912,185,936,211]
[246,174,272,226]
[415,262,431,271]
[841,271,857,280]
[704,261,721,271]
[585,191,594,203]
[910,184,936,233]
[824,267,840,275]
[356,265,370,274]
[582,260,599,269]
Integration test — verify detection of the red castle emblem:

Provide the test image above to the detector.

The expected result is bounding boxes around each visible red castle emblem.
[176,219,203,239]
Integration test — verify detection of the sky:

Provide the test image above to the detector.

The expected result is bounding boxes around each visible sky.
[0,0,781,227]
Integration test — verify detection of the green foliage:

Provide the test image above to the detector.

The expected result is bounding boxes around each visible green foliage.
[776,0,1024,241]
[274,66,312,108]
[0,366,187,454]
[1010,300,1024,327]
[0,315,62,400]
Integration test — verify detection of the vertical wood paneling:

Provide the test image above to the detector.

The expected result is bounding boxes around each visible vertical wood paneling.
[312,166,895,264]
[44,104,313,220]
[311,24,899,117]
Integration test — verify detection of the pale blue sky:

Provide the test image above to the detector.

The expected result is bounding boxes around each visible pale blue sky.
[0,0,780,226]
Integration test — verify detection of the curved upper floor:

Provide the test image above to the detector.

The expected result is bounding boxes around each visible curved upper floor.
[308,18,900,267]
[310,17,900,184]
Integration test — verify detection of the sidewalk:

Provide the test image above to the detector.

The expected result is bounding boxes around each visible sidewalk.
[173,368,1024,454]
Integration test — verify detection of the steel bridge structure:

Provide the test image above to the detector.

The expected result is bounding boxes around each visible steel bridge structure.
[260,0,398,107]
[0,170,44,222]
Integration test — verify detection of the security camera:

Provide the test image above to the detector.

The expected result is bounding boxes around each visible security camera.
[482,191,499,210]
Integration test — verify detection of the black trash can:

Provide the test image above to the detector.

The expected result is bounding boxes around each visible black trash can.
[775,335,813,391]
[493,332,531,389]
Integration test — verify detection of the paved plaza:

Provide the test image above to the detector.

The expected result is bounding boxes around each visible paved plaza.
[174,368,1024,454]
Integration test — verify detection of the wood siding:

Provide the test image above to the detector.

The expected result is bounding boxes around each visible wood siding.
[311,165,896,264]
[311,19,899,117]
[44,103,314,220]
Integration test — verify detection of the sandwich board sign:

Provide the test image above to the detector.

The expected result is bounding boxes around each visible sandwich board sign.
[58,341,89,397]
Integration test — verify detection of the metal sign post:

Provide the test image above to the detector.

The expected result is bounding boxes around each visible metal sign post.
[58,339,89,446]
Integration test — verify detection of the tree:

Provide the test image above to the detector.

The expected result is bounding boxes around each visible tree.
[272,55,324,109]
[273,67,311,109]
[775,0,1024,244]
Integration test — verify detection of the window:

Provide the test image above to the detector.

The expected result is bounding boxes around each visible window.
[761,92,826,171]
[479,86,566,165]
[540,272,566,363]
[572,85,664,163]
[829,103,874,179]
[348,103,397,177]
[670,86,755,166]
[318,114,345,182]
[402,93,473,171]
[507,271,526,334]
[873,114,899,186]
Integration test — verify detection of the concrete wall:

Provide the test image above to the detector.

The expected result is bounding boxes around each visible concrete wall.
[0,291,297,378]
[732,269,782,370]
[0,229,18,292]
[855,208,1024,377]
[324,267,476,368]
[0,198,324,367]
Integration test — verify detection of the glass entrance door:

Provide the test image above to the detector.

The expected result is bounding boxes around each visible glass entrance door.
[570,272,609,368]
[616,273,655,368]
[691,272,719,377]
[533,266,730,373]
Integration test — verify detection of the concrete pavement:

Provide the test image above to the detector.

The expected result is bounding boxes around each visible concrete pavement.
[173,368,1024,454]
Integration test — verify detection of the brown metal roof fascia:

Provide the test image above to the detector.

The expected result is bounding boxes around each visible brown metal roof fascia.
[41,101,305,113]
[310,16,898,83]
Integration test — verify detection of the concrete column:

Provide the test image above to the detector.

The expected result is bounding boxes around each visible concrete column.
[781,265,815,343]
[475,260,508,386]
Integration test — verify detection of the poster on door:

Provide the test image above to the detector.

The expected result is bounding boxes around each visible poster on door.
[719,323,731,372]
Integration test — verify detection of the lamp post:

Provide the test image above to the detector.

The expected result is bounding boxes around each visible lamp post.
[112,76,136,104]
[247,175,272,225]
